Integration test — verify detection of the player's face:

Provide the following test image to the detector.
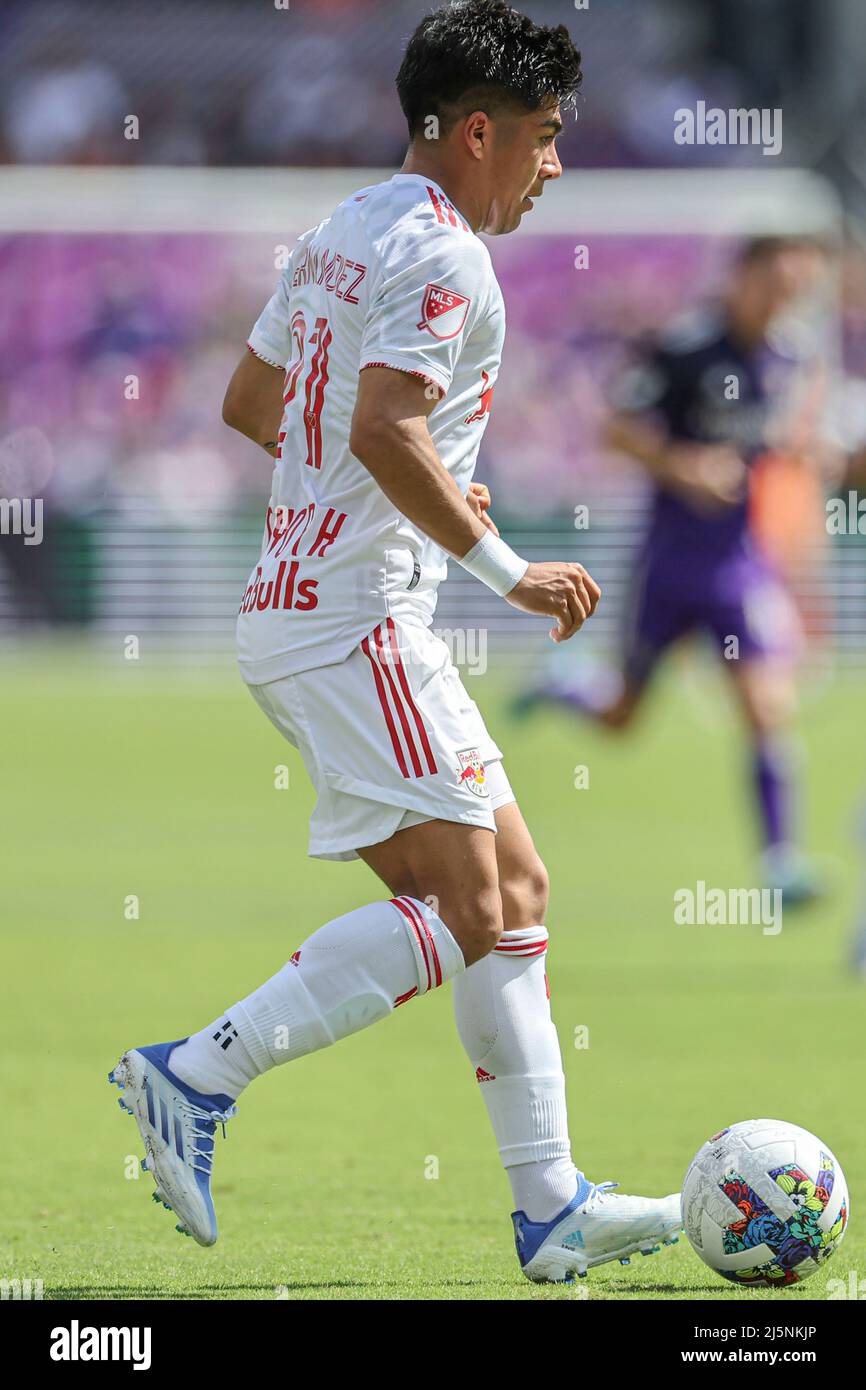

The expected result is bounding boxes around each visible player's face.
[482,105,563,235]
[737,249,826,325]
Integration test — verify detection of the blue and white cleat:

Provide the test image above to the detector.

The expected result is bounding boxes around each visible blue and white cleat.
[108,1040,237,1247]
[513,1176,682,1283]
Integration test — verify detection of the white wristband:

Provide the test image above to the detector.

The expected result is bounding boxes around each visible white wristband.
[457,531,529,597]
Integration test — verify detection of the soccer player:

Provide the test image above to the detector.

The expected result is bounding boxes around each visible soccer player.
[519,237,832,904]
[109,0,680,1283]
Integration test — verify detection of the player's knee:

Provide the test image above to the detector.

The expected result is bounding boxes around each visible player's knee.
[600,697,635,731]
[437,887,503,966]
[739,670,796,735]
[758,687,795,732]
[745,704,774,738]
[500,854,550,932]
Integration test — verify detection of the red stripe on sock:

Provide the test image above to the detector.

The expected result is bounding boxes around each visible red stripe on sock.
[399,895,442,987]
[391,897,432,992]
[394,987,418,1008]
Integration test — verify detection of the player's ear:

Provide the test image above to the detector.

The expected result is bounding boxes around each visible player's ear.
[462,110,491,161]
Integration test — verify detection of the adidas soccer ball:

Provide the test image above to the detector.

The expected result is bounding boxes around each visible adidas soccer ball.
[682,1119,849,1287]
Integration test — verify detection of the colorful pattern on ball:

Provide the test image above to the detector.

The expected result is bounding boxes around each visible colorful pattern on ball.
[718,1153,848,1285]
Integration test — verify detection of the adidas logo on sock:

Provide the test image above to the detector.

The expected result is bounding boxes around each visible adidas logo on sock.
[212,1020,238,1052]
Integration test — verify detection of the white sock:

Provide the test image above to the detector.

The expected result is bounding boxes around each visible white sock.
[170,1016,259,1099]
[171,897,464,1098]
[452,925,579,1223]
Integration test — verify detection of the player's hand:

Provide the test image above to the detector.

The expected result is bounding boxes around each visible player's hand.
[668,444,747,515]
[466,481,499,536]
[505,561,601,643]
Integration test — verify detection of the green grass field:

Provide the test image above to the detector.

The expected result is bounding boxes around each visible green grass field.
[2,645,864,1300]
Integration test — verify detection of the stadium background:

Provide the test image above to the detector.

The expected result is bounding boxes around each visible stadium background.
[2,0,866,1301]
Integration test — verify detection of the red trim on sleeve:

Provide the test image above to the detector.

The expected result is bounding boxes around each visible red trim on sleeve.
[360,361,444,398]
[246,341,284,370]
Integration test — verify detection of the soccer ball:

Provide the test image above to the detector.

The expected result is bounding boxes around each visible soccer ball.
[682,1119,849,1287]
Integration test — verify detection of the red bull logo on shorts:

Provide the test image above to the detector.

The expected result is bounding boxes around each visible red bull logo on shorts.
[456,746,488,797]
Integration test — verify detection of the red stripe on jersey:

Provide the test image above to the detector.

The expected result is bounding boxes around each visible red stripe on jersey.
[426,185,447,225]
[362,634,410,778]
[310,324,332,469]
[385,617,438,775]
[303,318,332,469]
[425,185,469,233]
[283,312,306,403]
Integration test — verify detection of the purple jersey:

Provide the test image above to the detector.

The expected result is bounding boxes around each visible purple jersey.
[614,305,803,557]
[613,307,805,680]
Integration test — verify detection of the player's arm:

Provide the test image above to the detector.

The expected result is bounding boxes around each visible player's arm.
[606,348,746,512]
[351,367,600,642]
[768,363,847,485]
[604,412,675,481]
[605,411,745,513]
[222,350,285,456]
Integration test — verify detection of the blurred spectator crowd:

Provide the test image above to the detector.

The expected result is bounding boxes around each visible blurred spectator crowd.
[3,0,866,638]
[1,0,864,185]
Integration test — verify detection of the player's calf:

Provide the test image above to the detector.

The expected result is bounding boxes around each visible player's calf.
[597,686,642,730]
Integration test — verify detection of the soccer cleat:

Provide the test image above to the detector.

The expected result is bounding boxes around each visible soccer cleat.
[108,1040,237,1247]
[511,658,623,725]
[512,1177,683,1283]
[760,846,825,910]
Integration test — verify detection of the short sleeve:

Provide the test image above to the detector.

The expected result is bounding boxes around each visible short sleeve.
[247,275,292,370]
[360,232,488,396]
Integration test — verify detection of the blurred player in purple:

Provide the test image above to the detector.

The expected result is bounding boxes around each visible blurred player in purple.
[521,237,833,903]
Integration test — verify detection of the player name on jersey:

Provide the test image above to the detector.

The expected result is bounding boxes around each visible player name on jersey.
[238,504,349,614]
[291,245,367,304]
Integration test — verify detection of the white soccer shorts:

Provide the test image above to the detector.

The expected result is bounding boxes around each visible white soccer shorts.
[246,617,515,861]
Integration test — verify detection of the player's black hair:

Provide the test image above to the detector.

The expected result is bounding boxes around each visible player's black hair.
[737,235,829,267]
[396,0,582,139]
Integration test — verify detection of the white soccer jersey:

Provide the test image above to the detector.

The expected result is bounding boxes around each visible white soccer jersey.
[237,172,505,684]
